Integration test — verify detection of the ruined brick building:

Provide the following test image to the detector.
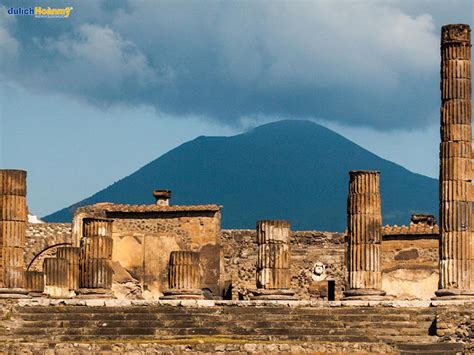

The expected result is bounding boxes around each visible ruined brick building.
[0,24,473,353]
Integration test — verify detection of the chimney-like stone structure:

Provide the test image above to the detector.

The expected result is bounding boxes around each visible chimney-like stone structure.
[344,171,385,299]
[153,189,172,206]
[162,251,204,299]
[57,246,80,292]
[0,170,28,298]
[77,218,113,298]
[250,220,296,300]
[436,24,474,298]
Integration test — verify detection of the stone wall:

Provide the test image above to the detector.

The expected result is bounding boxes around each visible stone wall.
[108,211,222,299]
[22,221,441,300]
[24,223,72,270]
[381,235,438,300]
[221,230,346,300]
[222,230,440,300]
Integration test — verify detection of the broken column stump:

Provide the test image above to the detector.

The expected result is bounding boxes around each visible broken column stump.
[162,251,204,299]
[25,270,44,297]
[344,170,386,300]
[0,170,29,298]
[56,246,80,292]
[436,24,474,299]
[43,258,73,298]
[77,218,114,298]
[250,220,297,300]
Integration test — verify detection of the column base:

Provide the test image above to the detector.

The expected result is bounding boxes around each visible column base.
[433,289,474,300]
[249,288,298,300]
[0,288,30,299]
[28,292,43,298]
[343,288,386,300]
[161,289,205,300]
[76,288,114,299]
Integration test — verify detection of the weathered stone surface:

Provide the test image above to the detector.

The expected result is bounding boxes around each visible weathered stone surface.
[438,24,474,297]
[0,170,27,292]
[257,244,290,269]
[82,218,112,238]
[56,246,80,291]
[24,223,72,271]
[167,251,201,290]
[440,201,471,232]
[25,270,44,294]
[256,220,290,244]
[79,218,114,294]
[79,259,113,290]
[81,236,113,260]
[0,221,25,247]
[43,257,72,298]
[0,169,27,196]
[345,171,385,298]
[440,180,471,202]
[75,202,223,299]
[255,220,292,292]
[441,100,472,125]
[1,301,471,353]
[394,248,419,261]
[257,267,291,289]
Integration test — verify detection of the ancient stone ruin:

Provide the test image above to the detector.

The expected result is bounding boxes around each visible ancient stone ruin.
[344,170,385,299]
[437,23,474,299]
[0,24,473,353]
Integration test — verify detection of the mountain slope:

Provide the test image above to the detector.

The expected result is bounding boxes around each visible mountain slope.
[44,120,438,231]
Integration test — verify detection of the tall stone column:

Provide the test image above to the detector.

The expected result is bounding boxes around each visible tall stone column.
[0,170,28,298]
[344,171,385,299]
[162,251,204,299]
[436,24,474,298]
[77,218,113,298]
[250,220,296,300]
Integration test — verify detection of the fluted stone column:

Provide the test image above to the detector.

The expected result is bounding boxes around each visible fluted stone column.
[78,218,113,298]
[162,251,204,299]
[43,258,73,298]
[0,170,28,298]
[436,24,474,298]
[344,171,385,299]
[25,271,44,297]
[57,246,80,292]
[250,220,296,300]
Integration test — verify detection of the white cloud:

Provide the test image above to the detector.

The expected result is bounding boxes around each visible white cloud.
[0,0,469,129]
[36,24,155,98]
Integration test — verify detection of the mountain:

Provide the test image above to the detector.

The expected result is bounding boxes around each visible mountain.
[44,120,438,231]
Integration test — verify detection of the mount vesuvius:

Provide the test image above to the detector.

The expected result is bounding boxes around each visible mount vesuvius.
[44,120,438,231]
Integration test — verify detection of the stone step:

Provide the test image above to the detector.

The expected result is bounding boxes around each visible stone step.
[14,305,437,315]
[13,324,430,337]
[16,311,434,323]
[7,305,449,349]
[17,318,432,330]
[11,325,435,340]
[397,342,465,354]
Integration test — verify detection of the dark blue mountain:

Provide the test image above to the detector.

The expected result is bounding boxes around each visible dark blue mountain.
[44,120,438,231]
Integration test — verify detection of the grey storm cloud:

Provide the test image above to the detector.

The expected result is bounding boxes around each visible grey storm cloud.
[0,0,472,129]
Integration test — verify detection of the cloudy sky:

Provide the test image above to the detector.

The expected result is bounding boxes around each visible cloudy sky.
[0,0,473,216]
